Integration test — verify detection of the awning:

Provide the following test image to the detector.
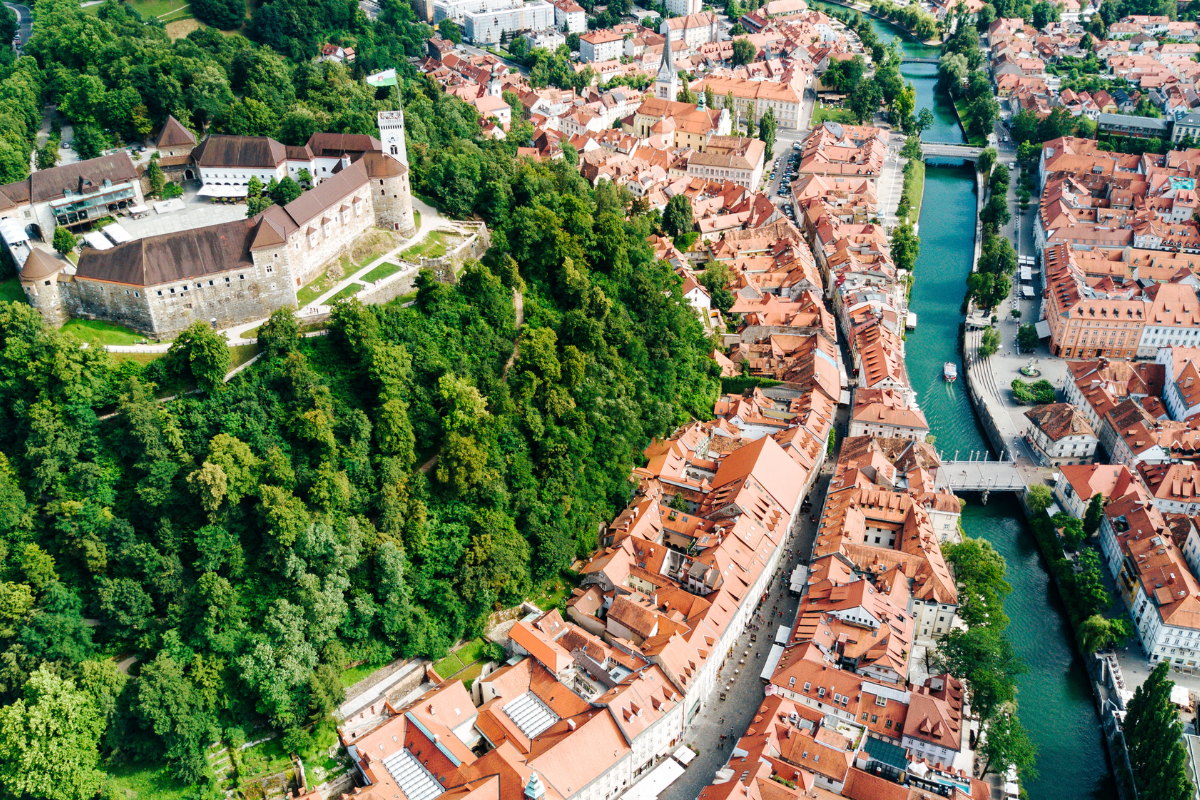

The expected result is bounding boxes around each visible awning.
[102,223,133,244]
[154,199,185,214]
[0,217,28,245]
[1020,266,1032,281]
[82,232,113,250]
[127,204,149,216]
[672,746,696,766]
[197,184,249,198]
[1021,285,1034,298]
[775,624,790,645]
[623,758,684,800]
[760,644,785,682]
[1172,685,1191,707]
[1035,320,1051,338]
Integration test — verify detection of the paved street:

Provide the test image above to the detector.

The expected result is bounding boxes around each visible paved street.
[660,465,834,800]
[119,187,250,239]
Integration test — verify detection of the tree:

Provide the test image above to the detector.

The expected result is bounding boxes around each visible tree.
[1011,109,1040,144]
[259,306,300,358]
[849,78,883,124]
[978,146,997,176]
[931,625,1025,721]
[72,125,108,161]
[1017,322,1039,351]
[1124,662,1193,800]
[52,226,76,255]
[1037,106,1074,142]
[37,144,59,171]
[1032,0,1060,28]
[979,326,1001,357]
[976,2,996,29]
[916,107,935,135]
[663,194,694,237]
[1079,614,1132,653]
[439,19,463,43]
[1027,483,1053,513]
[269,176,304,206]
[704,84,716,110]
[731,37,756,66]
[902,135,924,160]
[823,55,864,93]
[192,0,244,28]
[980,712,1038,780]
[945,537,1011,629]
[165,322,232,394]
[1083,493,1105,535]
[759,107,776,160]
[147,158,166,197]
[0,669,105,800]
[891,222,920,271]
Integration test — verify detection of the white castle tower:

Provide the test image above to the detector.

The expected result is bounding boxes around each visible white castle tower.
[377,108,409,168]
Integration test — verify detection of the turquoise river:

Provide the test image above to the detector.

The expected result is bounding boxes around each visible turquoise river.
[808,4,1118,797]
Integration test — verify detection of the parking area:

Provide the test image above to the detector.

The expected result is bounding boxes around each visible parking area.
[763,142,803,225]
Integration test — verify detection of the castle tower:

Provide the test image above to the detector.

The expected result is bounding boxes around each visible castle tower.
[377,108,409,168]
[655,31,680,101]
[18,249,67,327]
[366,151,416,238]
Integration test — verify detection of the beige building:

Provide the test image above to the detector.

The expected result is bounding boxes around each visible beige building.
[1024,402,1099,466]
[685,135,765,189]
[691,75,805,129]
[580,28,625,62]
[848,387,929,440]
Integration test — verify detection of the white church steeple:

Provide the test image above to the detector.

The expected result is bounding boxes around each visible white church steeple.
[655,30,680,101]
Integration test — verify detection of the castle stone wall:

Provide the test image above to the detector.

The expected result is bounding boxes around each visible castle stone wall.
[371,173,416,238]
[285,188,376,288]
[62,278,156,333]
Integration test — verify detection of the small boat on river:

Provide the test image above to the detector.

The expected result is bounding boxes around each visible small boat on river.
[943,362,957,382]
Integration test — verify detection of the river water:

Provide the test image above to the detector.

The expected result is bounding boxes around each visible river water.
[806,5,1118,797]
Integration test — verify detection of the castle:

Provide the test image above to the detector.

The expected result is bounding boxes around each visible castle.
[1,109,416,336]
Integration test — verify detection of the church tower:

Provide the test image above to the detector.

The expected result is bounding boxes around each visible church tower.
[377,106,409,168]
[655,31,680,101]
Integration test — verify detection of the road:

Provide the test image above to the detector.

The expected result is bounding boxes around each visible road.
[759,88,816,220]
[660,470,833,800]
[6,3,31,49]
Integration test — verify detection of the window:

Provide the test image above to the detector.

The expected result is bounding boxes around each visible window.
[239,274,245,280]
[208,280,214,286]
[169,288,175,294]
[788,677,795,687]
[885,719,893,729]
[817,687,825,698]
[266,266,274,274]
[871,714,878,723]
[803,682,811,691]
[157,290,163,296]
[875,695,886,707]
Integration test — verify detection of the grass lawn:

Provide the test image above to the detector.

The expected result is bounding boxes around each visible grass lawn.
[434,638,489,678]
[810,104,856,126]
[61,318,147,346]
[362,260,405,284]
[240,325,261,341]
[229,343,260,370]
[105,761,194,800]
[109,352,164,368]
[412,209,422,232]
[400,230,456,261]
[328,283,363,304]
[530,573,580,611]
[900,159,926,224]
[85,0,193,18]
[297,268,338,306]
[236,736,292,785]
[952,99,989,147]
[0,276,24,304]
[341,660,389,688]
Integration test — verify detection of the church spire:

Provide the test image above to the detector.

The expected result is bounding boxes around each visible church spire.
[656,29,680,101]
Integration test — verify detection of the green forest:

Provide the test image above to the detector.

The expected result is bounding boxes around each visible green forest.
[0,0,722,796]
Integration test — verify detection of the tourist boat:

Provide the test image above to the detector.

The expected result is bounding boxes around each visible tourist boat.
[943,362,957,382]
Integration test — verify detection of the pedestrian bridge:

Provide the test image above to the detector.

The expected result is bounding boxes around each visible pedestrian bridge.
[920,142,985,160]
[940,460,1026,495]
[901,57,940,64]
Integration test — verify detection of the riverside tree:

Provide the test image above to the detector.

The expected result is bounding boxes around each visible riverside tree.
[1124,662,1194,800]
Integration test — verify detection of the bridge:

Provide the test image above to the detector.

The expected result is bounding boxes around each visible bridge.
[920,142,985,160]
[939,457,1026,501]
[901,57,940,64]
